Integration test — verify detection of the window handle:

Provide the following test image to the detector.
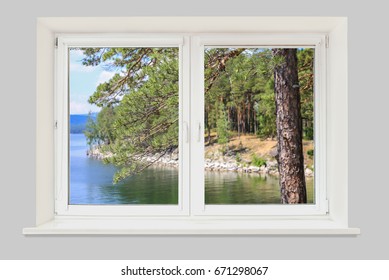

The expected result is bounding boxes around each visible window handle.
[197,122,202,142]
[184,121,189,143]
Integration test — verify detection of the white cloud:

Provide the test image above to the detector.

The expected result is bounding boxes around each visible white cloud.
[69,62,97,73]
[70,101,99,115]
[69,49,97,73]
[96,71,115,86]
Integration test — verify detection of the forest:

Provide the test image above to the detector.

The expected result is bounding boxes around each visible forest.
[81,46,314,203]
[204,48,314,143]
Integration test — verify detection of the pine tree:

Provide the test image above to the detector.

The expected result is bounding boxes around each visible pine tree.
[80,47,179,183]
[272,48,307,204]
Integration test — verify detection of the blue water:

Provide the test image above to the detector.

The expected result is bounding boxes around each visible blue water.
[69,134,179,204]
[70,134,313,205]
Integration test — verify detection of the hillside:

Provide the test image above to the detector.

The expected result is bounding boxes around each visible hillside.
[205,134,314,175]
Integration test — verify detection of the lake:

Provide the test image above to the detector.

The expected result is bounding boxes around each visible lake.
[70,133,313,205]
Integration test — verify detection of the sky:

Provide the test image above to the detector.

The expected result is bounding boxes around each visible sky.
[69,49,116,115]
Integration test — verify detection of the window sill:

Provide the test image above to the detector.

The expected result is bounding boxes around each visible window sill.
[23,217,360,235]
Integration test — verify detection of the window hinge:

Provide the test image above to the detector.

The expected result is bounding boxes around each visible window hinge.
[55,37,59,48]
[325,35,329,48]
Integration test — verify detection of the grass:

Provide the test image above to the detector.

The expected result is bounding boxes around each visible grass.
[251,154,267,167]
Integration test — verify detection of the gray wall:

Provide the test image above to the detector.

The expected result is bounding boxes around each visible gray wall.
[0,0,387,259]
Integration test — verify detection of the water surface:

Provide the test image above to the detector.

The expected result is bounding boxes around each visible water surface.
[70,133,313,205]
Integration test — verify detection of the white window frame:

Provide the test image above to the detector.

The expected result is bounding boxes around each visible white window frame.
[55,35,190,216]
[23,17,360,235]
[191,34,327,216]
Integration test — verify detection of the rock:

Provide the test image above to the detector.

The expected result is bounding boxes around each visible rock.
[269,169,279,176]
[305,168,313,177]
[249,166,260,172]
[267,160,278,168]
[269,147,278,158]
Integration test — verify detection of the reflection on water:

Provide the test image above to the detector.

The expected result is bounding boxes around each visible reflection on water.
[205,171,314,204]
[70,134,313,205]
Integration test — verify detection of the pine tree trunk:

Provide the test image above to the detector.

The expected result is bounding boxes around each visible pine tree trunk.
[273,49,307,204]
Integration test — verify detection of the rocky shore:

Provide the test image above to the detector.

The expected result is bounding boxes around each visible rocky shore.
[87,146,314,177]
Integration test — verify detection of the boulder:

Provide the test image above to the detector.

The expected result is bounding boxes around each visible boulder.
[305,168,314,177]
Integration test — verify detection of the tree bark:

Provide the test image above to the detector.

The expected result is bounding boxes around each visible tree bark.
[273,49,307,204]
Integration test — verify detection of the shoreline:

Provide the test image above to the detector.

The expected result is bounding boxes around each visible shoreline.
[87,146,314,178]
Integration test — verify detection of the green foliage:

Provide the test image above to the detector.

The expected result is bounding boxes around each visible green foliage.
[297,48,314,140]
[307,149,314,157]
[256,79,277,139]
[251,154,267,167]
[216,108,229,145]
[84,107,117,147]
[84,115,98,146]
[204,48,313,141]
[205,49,276,139]
[235,152,242,163]
[80,47,179,183]
[79,46,314,183]
[304,127,314,140]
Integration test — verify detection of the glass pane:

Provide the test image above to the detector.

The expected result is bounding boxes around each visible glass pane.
[69,47,179,205]
[204,47,314,204]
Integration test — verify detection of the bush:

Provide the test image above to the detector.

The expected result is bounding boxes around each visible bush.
[235,152,242,163]
[304,127,314,140]
[307,149,314,157]
[251,154,266,167]
[218,146,227,155]
[216,110,229,145]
